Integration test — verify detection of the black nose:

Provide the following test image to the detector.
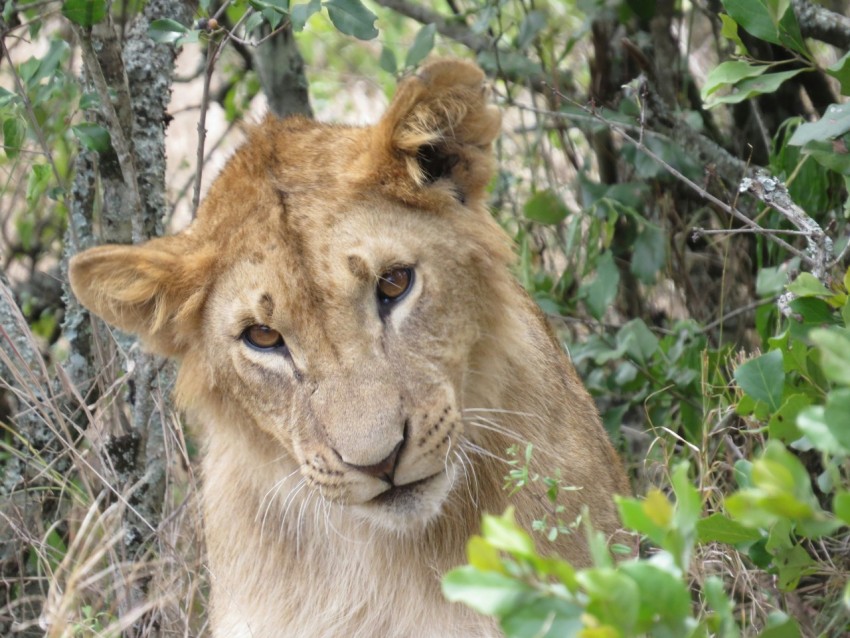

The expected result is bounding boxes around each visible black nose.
[344,439,404,483]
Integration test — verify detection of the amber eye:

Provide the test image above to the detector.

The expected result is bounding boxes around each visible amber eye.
[377,267,414,305]
[242,325,286,351]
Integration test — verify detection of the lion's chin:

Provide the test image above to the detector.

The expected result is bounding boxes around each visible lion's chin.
[351,468,455,533]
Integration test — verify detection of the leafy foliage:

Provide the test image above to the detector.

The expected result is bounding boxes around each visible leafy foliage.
[1,0,850,635]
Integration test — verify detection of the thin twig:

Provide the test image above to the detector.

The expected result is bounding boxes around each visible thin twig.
[693,227,814,237]
[191,40,219,217]
[700,297,778,333]
[544,88,814,266]
[191,6,252,217]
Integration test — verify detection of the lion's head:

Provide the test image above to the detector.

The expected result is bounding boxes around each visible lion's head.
[70,60,516,531]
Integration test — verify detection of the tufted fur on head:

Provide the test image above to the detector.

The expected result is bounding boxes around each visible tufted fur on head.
[69,59,630,638]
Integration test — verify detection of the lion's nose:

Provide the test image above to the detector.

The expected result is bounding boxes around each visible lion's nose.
[341,438,404,483]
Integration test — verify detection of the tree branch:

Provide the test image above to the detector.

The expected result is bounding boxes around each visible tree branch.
[373,0,491,52]
[793,0,850,50]
[371,0,565,91]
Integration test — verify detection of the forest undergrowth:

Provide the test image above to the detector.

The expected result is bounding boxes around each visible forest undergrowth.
[1,0,850,636]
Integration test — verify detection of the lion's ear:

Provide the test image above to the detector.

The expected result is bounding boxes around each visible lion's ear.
[68,238,214,357]
[374,59,502,203]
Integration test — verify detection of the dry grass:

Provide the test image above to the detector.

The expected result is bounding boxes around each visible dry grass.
[1,275,209,637]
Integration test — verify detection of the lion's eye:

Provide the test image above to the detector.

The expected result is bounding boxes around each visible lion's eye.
[377,267,414,305]
[242,325,286,351]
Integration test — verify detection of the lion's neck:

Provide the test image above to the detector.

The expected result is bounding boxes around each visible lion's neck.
[197,413,500,637]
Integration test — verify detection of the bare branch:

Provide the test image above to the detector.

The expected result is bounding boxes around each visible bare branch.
[372,0,491,52]
[793,0,850,50]
[739,172,833,278]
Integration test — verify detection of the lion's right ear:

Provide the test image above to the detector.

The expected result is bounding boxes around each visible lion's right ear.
[371,59,502,206]
[68,238,214,357]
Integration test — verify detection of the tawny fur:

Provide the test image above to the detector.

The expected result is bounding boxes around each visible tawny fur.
[69,60,630,637]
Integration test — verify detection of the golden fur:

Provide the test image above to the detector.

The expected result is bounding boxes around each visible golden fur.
[69,60,630,637]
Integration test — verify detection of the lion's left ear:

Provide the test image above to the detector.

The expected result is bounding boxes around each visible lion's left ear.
[372,59,502,205]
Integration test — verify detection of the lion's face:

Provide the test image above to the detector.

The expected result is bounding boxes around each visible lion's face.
[201,195,490,527]
[69,59,511,531]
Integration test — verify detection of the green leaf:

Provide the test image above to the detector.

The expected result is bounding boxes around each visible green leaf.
[405,23,436,69]
[250,0,287,16]
[727,441,827,529]
[697,513,762,544]
[834,492,850,526]
[577,568,640,634]
[809,327,850,386]
[760,612,802,638]
[582,251,619,321]
[721,0,781,44]
[631,223,665,284]
[799,139,850,176]
[3,117,24,159]
[789,102,850,146]
[776,5,808,57]
[79,91,100,110]
[291,0,322,32]
[477,50,543,83]
[516,11,546,50]
[379,46,398,74]
[721,0,805,53]
[703,576,738,636]
[827,52,850,96]
[26,164,51,205]
[61,0,107,27]
[148,18,189,44]
[616,491,669,547]
[756,265,789,296]
[617,319,658,365]
[262,6,284,30]
[523,189,569,225]
[798,389,850,453]
[243,12,266,34]
[441,565,530,616]
[719,14,748,55]
[481,510,536,558]
[705,68,808,108]
[501,596,584,638]
[796,406,847,455]
[26,40,69,88]
[768,393,808,442]
[701,61,770,100]
[774,545,817,592]
[466,535,504,574]
[619,561,692,630]
[733,350,784,411]
[71,123,112,153]
[323,0,378,40]
[0,87,19,108]
[786,272,831,297]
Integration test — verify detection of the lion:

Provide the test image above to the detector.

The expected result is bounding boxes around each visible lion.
[69,59,630,637]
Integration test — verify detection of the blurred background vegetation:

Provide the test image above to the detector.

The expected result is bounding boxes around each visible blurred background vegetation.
[0,0,849,635]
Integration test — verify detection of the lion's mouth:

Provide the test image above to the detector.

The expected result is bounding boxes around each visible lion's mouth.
[371,472,441,507]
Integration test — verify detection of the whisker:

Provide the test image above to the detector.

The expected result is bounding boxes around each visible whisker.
[258,468,302,543]
[295,489,315,555]
[462,407,542,420]
[280,478,308,529]
[453,449,479,508]
[460,440,513,465]
[463,417,525,443]
[257,467,300,522]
